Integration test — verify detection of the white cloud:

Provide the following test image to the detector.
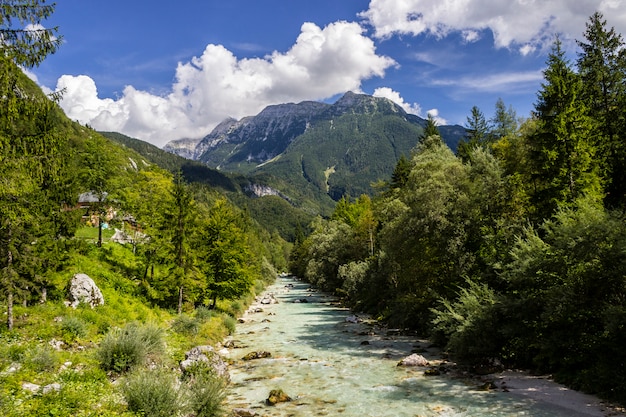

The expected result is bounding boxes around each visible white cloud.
[432,70,544,94]
[373,87,422,115]
[426,108,448,126]
[360,0,626,51]
[55,21,395,147]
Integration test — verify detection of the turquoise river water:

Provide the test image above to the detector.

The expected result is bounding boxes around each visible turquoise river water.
[223,276,618,417]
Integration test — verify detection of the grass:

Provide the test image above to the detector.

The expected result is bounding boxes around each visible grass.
[0,238,269,417]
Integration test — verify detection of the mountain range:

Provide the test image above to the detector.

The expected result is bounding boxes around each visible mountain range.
[165,91,467,215]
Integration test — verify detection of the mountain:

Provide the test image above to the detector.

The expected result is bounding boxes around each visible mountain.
[165,92,467,215]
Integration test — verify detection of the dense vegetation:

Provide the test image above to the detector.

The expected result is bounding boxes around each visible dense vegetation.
[0,3,286,415]
[291,14,626,405]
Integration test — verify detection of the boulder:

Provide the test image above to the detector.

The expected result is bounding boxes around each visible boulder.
[242,351,271,361]
[66,273,104,308]
[266,389,291,405]
[259,293,278,304]
[397,354,429,367]
[180,345,230,382]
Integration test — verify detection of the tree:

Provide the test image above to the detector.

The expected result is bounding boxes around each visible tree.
[530,37,600,218]
[0,1,64,329]
[0,0,62,67]
[419,113,441,144]
[490,98,518,140]
[199,198,254,309]
[161,172,198,314]
[389,154,411,189]
[457,105,491,161]
[576,12,626,208]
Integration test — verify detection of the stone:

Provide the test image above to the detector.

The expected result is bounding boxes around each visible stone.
[266,389,292,405]
[242,351,272,361]
[397,354,429,367]
[232,408,257,417]
[180,345,230,382]
[66,273,104,309]
[345,315,361,323]
[22,382,40,393]
[42,383,62,394]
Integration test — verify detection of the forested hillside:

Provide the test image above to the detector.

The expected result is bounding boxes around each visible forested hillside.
[0,4,288,415]
[291,14,626,405]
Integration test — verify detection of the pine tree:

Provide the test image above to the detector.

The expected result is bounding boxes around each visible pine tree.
[490,98,518,140]
[0,1,64,329]
[576,12,626,208]
[457,105,491,161]
[530,37,600,218]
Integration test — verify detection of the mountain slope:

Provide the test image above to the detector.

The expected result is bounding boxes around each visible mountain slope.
[166,92,466,215]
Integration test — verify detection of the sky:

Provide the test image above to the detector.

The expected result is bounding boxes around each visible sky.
[28,0,626,148]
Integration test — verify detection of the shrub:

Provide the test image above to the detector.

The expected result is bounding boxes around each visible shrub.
[185,372,226,417]
[220,314,237,335]
[171,314,199,336]
[60,316,88,341]
[27,345,58,372]
[195,306,213,322]
[97,322,163,373]
[122,368,182,417]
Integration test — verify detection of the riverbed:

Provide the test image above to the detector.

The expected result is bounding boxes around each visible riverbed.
[223,276,621,417]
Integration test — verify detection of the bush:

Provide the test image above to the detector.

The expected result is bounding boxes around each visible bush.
[27,345,58,372]
[430,279,502,361]
[186,372,226,417]
[122,368,182,417]
[172,314,199,336]
[195,306,213,322]
[220,314,237,335]
[97,322,163,373]
[60,316,88,342]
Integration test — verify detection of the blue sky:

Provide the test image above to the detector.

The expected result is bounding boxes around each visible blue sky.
[30,0,626,147]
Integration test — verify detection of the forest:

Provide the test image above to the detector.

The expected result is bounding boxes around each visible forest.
[1,1,626,414]
[290,13,626,405]
[0,2,288,415]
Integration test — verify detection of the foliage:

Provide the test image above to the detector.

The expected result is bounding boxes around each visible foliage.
[431,279,502,360]
[122,368,182,417]
[97,322,164,373]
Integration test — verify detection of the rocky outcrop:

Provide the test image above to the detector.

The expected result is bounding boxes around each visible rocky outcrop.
[180,345,230,382]
[66,273,104,309]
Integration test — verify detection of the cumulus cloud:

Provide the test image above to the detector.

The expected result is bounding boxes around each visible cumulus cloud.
[360,0,626,52]
[373,87,422,115]
[56,21,395,147]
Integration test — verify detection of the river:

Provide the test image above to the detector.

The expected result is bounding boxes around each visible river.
[223,276,618,417]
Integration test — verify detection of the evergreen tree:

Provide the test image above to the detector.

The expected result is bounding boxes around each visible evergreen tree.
[199,198,254,309]
[419,113,441,144]
[530,37,600,219]
[0,1,65,329]
[458,105,491,161]
[490,98,518,140]
[576,12,626,208]
[161,172,197,313]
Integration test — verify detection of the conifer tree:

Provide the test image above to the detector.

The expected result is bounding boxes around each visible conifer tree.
[0,1,64,330]
[576,12,626,208]
[530,37,599,218]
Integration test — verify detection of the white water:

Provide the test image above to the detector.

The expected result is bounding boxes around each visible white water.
[224,276,604,416]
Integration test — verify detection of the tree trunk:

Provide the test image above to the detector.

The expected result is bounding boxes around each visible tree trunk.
[177,286,183,315]
[97,214,103,247]
[7,288,13,331]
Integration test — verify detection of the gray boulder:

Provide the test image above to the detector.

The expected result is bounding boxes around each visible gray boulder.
[397,354,429,367]
[66,273,104,309]
[180,345,230,382]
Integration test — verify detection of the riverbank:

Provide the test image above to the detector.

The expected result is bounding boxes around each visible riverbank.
[224,277,625,416]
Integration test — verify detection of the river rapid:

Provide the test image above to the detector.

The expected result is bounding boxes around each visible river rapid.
[223,276,614,417]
